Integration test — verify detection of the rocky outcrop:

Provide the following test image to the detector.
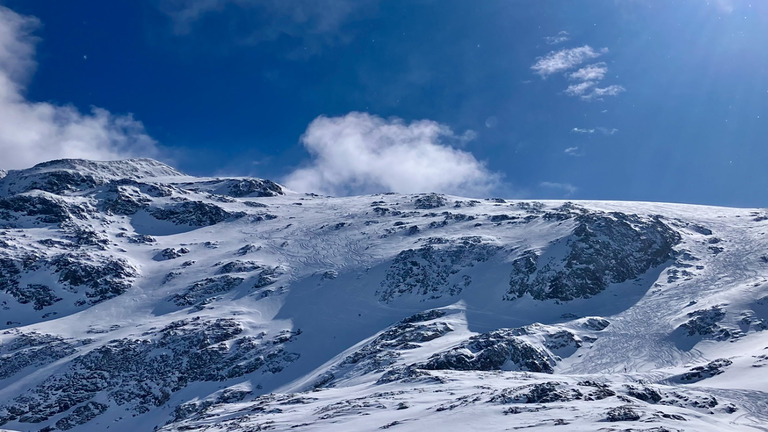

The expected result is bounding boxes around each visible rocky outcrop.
[170,276,244,307]
[677,306,730,339]
[221,179,283,197]
[313,310,453,388]
[0,332,79,380]
[413,193,448,209]
[0,318,300,428]
[378,236,500,302]
[2,251,137,310]
[675,358,733,383]
[507,212,680,301]
[421,328,558,373]
[49,254,138,304]
[150,201,245,227]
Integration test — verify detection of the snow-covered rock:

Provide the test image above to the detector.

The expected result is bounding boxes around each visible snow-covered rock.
[0,158,766,431]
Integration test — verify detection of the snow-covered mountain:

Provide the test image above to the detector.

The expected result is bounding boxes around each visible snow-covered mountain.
[0,159,767,432]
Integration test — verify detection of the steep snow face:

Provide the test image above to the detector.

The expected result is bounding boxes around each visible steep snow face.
[0,159,767,432]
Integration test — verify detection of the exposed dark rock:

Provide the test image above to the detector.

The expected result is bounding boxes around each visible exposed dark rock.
[5,284,60,310]
[375,366,444,385]
[0,195,89,224]
[317,312,454,388]
[0,319,300,427]
[156,247,190,261]
[6,170,101,195]
[489,214,519,223]
[63,225,110,249]
[507,212,680,301]
[581,317,611,331]
[101,185,151,215]
[577,381,616,400]
[55,401,108,430]
[490,382,583,404]
[223,179,283,197]
[678,306,729,339]
[625,385,663,403]
[0,332,78,380]
[677,358,733,382]
[150,201,245,227]
[253,266,282,289]
[378,236,500,302]
[606,405,641,421]
[217,260,262,274]
[414,193,448,209]
[420,328,556,373]
[401,309,446,324]
[49,254,138,303]
[236,244,260,255]
[170,276,245,306]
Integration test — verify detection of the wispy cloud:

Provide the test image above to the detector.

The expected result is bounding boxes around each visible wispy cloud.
[582,85,626,100]
[531,45,606,77]
[571,126,619,135]
[0,6,159,170]
[540,181,577,196]
[532,41,624,102]
[565,81,625,101]
[158,0,376,58]
[713,0,735,13]
[544,31,570,45]
[597,127,619,135]
[284,112,500,196]
[564,146,581,156]
[569,63,607,81]
[565,81,596,97]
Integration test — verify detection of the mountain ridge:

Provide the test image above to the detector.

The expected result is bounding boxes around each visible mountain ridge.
[0,159,766,431]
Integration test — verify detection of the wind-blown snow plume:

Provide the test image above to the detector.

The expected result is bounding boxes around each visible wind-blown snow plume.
[284,112,500,196]
[0,6,158,170]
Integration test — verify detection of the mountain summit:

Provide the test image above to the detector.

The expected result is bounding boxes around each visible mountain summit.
[0,159,766,431]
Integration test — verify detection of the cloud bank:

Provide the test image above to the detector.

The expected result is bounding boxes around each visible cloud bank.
[284,112,500,196]
[0,6,158,170]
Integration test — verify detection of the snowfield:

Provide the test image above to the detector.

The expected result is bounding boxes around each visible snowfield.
[0,159,767,431]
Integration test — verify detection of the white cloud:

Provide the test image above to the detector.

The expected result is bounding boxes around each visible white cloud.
[0,6,159,170]
[284,112,500,196]
[569,63,607,81]
[564,146,581,156]
[582,85,626,100]
[544,31,570,45]
[532,43,625,102]
[565,81,596,97]
[540,181,577,196]
[571,127,618,135]
[531,45,607,77]
[597,127,619,135]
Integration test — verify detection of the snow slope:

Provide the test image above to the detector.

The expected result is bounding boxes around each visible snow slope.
[0,159,767,431]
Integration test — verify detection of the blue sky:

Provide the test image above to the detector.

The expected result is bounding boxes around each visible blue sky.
[0,1,767,206]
